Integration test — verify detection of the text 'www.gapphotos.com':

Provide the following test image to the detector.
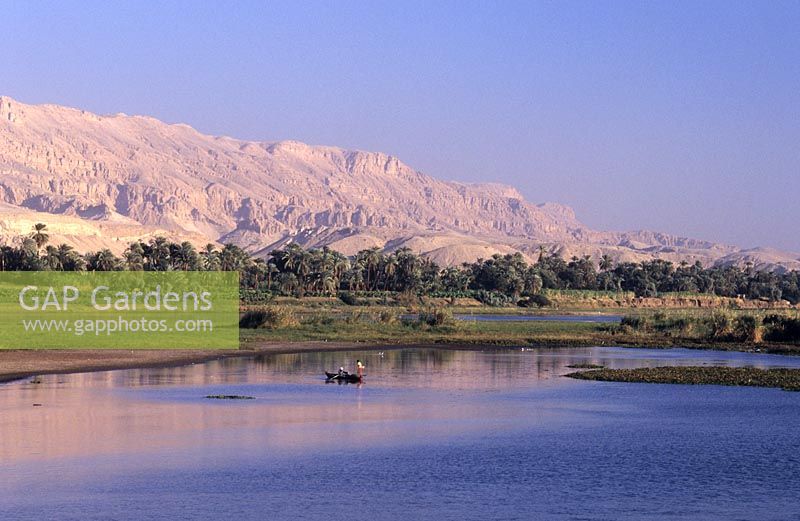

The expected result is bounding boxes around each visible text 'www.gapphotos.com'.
[21,317,214,336]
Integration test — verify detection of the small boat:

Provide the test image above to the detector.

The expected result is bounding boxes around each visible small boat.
[325,371,362,383]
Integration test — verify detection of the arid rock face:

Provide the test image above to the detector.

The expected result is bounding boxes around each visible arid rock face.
[0,96,798,270]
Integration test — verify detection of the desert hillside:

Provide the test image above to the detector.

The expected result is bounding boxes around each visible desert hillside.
[0,96,797,270]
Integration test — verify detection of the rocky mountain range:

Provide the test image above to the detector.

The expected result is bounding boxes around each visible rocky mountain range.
[0,95,797,271]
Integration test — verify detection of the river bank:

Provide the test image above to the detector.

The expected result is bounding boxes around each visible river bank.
[239,315,800,354]
[0,342,368,384]
[2,311,799,383]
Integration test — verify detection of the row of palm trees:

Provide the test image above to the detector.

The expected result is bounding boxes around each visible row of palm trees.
[1,225,252,273]
[3,224,799,303]
[266,244,441,295]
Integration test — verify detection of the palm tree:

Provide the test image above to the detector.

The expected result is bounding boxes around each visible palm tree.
[88,249,122,271]
[200,244,221,271]
[356,247,383,291]
[175,241,199,270]
[382,254,398,290]
[219,244,249,271]
[31,223,49,251]
[53,244,85,271]
[344,269,364,291]
[276,272,299,296]
[278,244,309,287]
[43,245,62,270]
[124,242,145,271]
[537,245,547,263]
[20,237,41,269]
[332,251,350,285]
[318,270,337,296]
[148,237,171,271]
[265,261,278,290]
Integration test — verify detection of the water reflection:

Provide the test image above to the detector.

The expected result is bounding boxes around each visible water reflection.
[2,347,799,467]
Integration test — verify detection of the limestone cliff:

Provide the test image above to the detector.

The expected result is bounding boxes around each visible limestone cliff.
[0,96,797,270]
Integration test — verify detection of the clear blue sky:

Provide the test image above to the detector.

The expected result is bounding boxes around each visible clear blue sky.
[3,1,798,251]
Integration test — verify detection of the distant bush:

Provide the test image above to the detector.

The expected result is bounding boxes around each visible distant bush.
[427,290,476,299]
[526,294,553,308]
[733,315,762,343]
[543,289,635,300]
[417,308,454,327]
[706,311,733,340]
[339,292,366,306]
[620,315,649,332]
[763,314,800,342]
[664,316,694,336]
[474,290,513,307]
[378,310,397,324]
[648,314,695,336]
[240,289,274,305]
[239,307,298,329]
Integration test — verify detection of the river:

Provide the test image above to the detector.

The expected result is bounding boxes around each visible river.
[1,347,799,520]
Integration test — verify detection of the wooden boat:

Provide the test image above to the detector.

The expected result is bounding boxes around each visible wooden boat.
[325,371,362,383]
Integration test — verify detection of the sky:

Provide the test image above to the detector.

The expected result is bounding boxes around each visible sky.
[2,0,799,251]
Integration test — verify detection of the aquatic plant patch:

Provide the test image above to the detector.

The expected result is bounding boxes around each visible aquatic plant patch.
[565,366,800,391]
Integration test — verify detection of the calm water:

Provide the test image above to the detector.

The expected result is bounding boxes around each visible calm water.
[2,347,800,521]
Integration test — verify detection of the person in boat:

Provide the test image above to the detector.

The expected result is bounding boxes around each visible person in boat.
[356,359,364,378]
[338,366,347,377]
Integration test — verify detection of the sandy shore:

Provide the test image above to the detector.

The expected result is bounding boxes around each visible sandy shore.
[0,342,380,383]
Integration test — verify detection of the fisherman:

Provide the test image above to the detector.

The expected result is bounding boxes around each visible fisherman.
[338,366,346,377]
[356,359,364,378]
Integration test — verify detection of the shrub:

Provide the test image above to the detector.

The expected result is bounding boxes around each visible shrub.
[379,310,397,324]
[733,315,762,343]
[239,307,298,329]
[652,315,694,336]
[519,294,552,308]
[240,289,274,305]
[620,315,648,332]
[338,292,363,306]
[706,311,732,340]
[418,307,454,327]
[763,314,800,342]
[474,290,513,307]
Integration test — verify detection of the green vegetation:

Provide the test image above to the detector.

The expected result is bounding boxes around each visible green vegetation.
[240,309,606,346]
[239,307,299,329]
[235,304,800,355]
[616,311,800,344]
[5,223,800,353]
[565,366,800,392]
[3,224,799,309]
